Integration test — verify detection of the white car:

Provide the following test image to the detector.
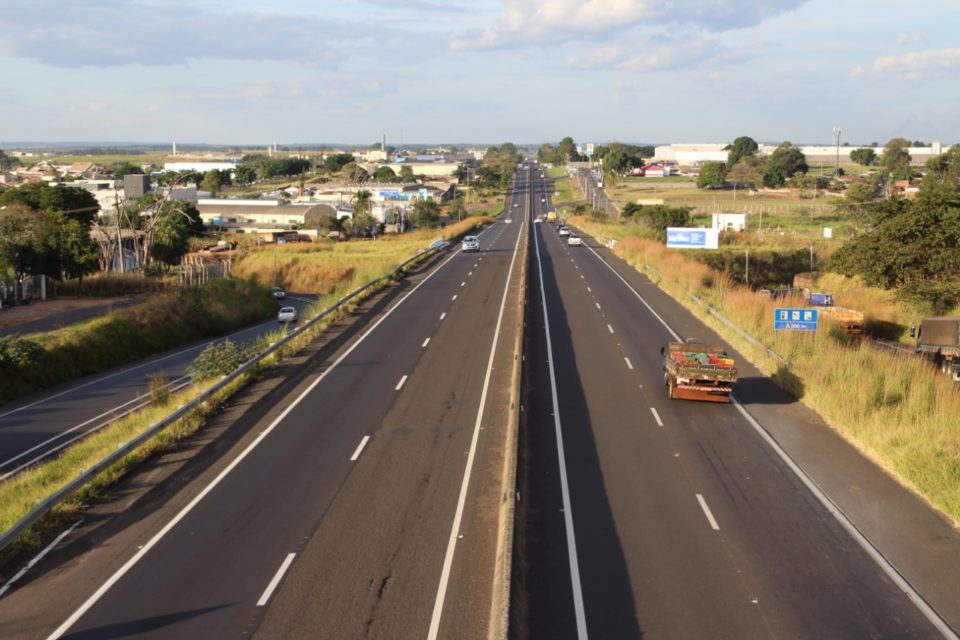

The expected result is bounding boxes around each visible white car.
[272,287,285,299]
[568,236,583,247]
[541,197,546,202]
[277,306,298,323]
[514,203,519,207]
[461,235,480,252]
[558,226,571,237]
[505,218,512,223]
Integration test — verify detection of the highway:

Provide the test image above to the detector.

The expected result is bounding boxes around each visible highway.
[0,172,527,639]
[0,294,315,481]
[511,170,958,638]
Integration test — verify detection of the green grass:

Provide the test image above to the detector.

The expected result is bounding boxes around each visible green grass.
[574,216,960,525]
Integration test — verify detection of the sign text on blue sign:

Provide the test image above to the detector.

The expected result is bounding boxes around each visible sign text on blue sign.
[774,307,819,331]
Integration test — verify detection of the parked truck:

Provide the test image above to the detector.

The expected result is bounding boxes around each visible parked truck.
[661,339,738,402]
[911,317,960,381]
[818,306,865,335]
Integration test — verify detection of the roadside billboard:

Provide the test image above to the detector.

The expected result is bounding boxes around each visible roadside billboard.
[666,227,719,249]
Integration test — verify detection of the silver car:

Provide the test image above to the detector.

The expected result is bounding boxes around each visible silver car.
[461,235,480,252]
[277,306,298,323]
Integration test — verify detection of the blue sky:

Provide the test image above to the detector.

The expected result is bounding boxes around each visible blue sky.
[1,0,957,146]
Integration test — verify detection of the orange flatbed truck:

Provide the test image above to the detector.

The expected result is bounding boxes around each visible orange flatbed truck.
[661,339,738,402]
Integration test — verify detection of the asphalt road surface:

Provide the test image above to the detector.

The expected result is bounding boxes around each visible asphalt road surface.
[0,172,528,639]
[0,294,315,481]
[511,171,959,639]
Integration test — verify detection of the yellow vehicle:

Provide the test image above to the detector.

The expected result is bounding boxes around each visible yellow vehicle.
[545,211,557,222]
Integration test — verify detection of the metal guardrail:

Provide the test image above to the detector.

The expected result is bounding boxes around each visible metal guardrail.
[0,244,444,553]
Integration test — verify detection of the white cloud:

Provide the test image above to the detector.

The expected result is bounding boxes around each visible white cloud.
[0,1,358,68]
[896,30,925,46]
[454,0,809,50]
[874,48,960,78]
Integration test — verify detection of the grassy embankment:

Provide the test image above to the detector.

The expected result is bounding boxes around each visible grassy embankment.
[573,215,960,524]
[0,279,276,406]
[0,217,492,551]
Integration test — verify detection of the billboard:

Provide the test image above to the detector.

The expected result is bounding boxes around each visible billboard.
[666,227,719,249]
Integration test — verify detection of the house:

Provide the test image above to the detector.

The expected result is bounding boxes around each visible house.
[712,212,748,232]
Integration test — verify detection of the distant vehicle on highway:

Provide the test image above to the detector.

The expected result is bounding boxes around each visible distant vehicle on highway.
[505,218,512,224]
[277,307,298,323]
[558,226,571,237]
[567,235,583,246]
[272,287,285,300]
[461,235,480,252]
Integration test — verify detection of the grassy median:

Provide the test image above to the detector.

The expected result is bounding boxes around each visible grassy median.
[574,217,960,525]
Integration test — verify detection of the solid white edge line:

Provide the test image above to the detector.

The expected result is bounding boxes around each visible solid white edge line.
[0,520,82,597]
[650,407,664,427]
[395,375,408,391]
[731,396,958,639]
[696,494,720,530]
[531,214,590,639]
[422,337,431,348]
[257,553,296,606]
[624,357,634,370]
[440,312,446,320]
[427,193,524,640]
[46,246,465,640]
[585,234,959,639]
[350,435,370,462]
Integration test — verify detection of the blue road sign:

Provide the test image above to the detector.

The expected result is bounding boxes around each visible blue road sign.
[774,307,819,331]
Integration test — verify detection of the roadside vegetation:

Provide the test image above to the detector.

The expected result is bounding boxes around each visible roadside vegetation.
[0,279,275,406]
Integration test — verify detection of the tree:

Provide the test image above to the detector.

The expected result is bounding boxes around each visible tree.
[234,165,256,186]
[448,197,466,221]
[727,136,758,169]
[323,153,355,173]
[697,162,726,189]
[201,170,222,195]
[0,149,18,171]
[352,189,373,218]
[763,165,786,188]
[727,159,756,189]
[399,165,416,183]
[110,161,144,178]
[42,211,100,283]
[831,177,960,313]
[0,182,100,226]
[372,166,397,182]
[0,205,44,298]
[343,163,369,183]
[622,204,692,241]
[556,137,581,164]
[880,137,912,180]
[849,148,876,167]
[767,141,808,178]
[408,199,441,229]
[844,178,877,203]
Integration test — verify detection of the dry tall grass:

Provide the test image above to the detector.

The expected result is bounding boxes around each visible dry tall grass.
[576,217,960,524]
[234,218,491,294]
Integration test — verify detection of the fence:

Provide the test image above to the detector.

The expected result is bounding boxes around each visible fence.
[573,169,620,218]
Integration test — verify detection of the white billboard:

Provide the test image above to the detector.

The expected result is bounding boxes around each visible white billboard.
[666,227,719,250]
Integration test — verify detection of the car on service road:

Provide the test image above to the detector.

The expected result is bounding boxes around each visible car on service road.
[272,287,285,299]
[568,236,583,246]
[277,307,298,323]
[461,235,480,252]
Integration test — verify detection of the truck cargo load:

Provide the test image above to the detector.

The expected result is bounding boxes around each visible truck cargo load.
[912,317,960,380]
[661,339,738,403]
[818,306,864,335]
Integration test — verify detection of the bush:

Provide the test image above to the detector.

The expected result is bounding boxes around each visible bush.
[0,335,43,370]
[188,339,258,380]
